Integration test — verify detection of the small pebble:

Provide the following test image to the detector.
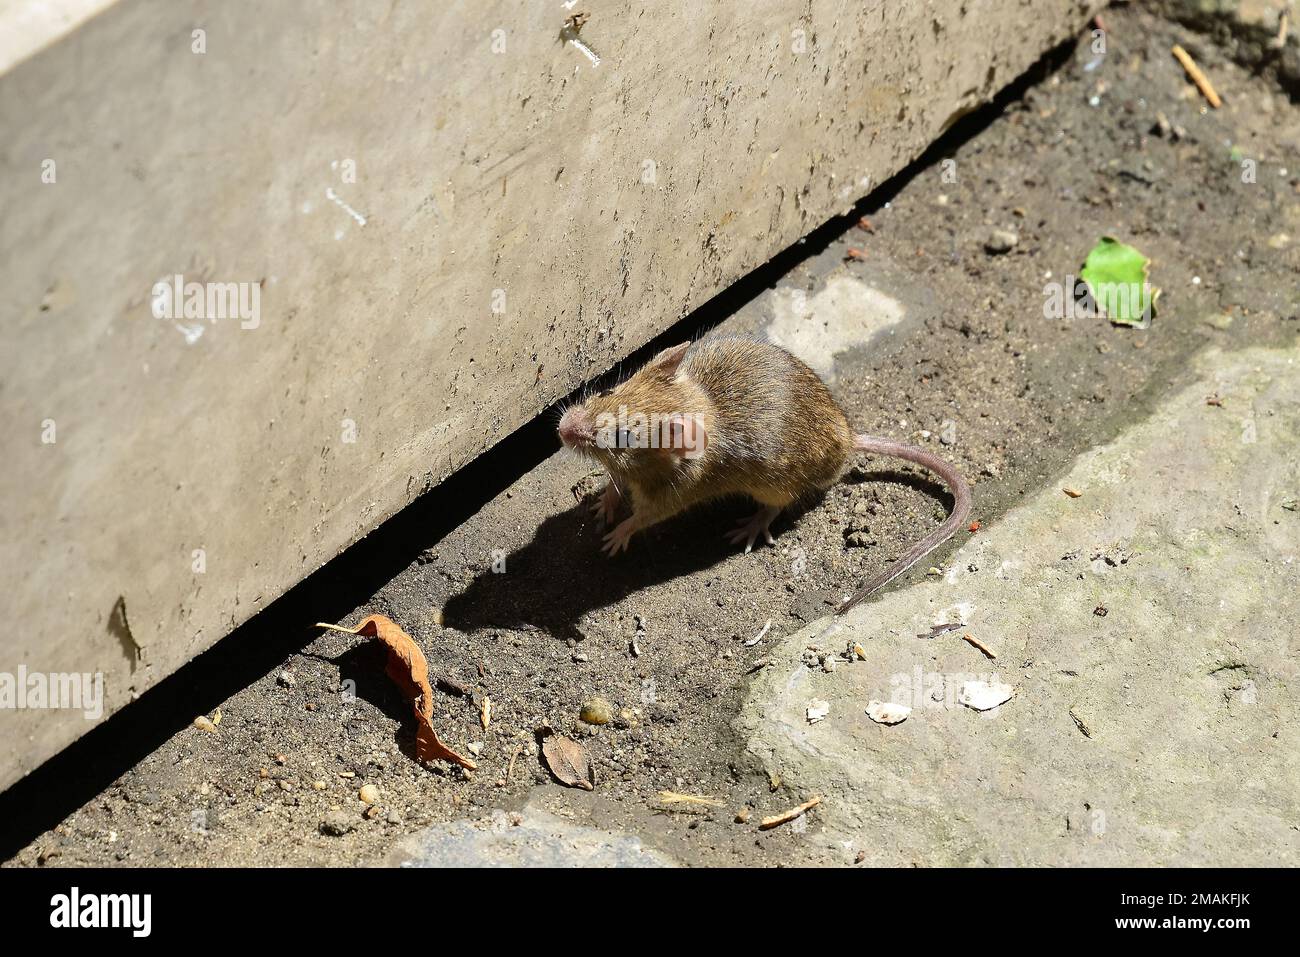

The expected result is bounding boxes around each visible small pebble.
[320,811,354,837]
[580,696,613,725]
[983,229,1018,254]
[358,784,380,804]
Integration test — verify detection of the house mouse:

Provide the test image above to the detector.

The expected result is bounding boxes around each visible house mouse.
[557,338,971,613]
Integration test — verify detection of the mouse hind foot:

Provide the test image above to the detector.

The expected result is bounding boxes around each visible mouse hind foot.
[726,505,782,554]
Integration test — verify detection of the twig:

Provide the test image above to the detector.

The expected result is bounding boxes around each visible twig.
[962,633,998,660]
[1171,45,1222,109]
[658,791,724,807]
[758,795,821,830]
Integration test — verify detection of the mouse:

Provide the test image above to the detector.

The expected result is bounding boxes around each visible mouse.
[557,337,972,613]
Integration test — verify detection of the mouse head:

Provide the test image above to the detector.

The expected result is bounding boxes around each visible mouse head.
[558,342,710,470]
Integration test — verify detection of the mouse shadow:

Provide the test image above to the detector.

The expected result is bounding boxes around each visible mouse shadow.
[439,465,953,642]
[441,492,816,642]
[845,466,952,507]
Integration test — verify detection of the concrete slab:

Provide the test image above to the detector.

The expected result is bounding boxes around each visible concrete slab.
[738,344,1300,866]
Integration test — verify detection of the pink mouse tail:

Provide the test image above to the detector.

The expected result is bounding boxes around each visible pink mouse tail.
[837,434,972,615]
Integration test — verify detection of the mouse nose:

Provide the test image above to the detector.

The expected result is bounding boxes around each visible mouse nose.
[558,407,593,447]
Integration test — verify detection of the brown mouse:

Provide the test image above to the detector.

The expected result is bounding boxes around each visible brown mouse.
[557,338,971,613]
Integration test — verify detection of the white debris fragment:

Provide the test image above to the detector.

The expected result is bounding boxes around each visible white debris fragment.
[806,699,830,724]
[865,700,911,725]
[958,680,1014,712]
[745,619,772,647]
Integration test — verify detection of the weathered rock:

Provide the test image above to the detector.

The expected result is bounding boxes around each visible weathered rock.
[739,344,1300,866]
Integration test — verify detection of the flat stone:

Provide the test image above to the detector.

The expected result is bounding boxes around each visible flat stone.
[389,808,675,868]
[738,344,1300,866]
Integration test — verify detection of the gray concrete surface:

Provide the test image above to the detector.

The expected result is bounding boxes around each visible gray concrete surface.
[738,345,1300,866]
[0,0,1104,790]
[390,808,674,868]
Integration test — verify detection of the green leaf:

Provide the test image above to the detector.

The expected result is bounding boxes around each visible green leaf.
[1079,236,1159,328]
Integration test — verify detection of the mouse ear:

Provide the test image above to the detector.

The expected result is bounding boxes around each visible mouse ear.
[648,342,690,377]
[663,413,709,459]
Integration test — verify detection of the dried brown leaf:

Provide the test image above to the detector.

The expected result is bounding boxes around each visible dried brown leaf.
[541,733,595,790]
[316,615,476,770]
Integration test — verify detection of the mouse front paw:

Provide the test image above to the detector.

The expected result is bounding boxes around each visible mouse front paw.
[601,516,637,556]
[592,483,622,526]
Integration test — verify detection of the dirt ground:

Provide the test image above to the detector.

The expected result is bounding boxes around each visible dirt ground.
[5,4,1298,866]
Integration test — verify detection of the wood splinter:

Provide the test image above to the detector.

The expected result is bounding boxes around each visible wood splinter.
[758,795,822,830]
[1171,45,1222,109]
[962,633,998,660]
[658,791,725,808]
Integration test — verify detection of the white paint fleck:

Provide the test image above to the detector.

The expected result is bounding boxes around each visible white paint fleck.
[569,36,600,66]
[958,680,1014,712]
